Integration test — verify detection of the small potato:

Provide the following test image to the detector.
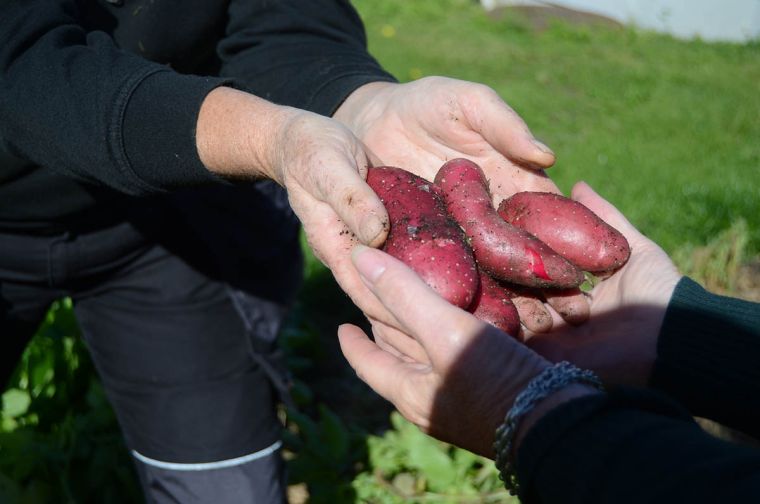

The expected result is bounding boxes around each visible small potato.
[434,158,583,289]
[469,270,521,338]
[498,192,630,274]
[367,166,479,309]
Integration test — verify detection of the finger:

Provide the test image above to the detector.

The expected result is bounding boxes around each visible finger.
[512,294,553,334]
[542,288,590,326]
[337,324,407,402]
[351,245,486,363]
[462,86,555,169]
[370,318,431,365]
[313,150,389,247]
[298,203,400,328]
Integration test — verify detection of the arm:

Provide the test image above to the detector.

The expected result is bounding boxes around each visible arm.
[1,0,390,249]
[517,388,760,504]
[0,0,224,194]
[217,0,396,116]
[652,278,760,436]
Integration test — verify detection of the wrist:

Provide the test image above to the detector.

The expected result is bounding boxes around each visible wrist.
[513,383,602,453]
[493,362,604,495]
[195,86,296,182]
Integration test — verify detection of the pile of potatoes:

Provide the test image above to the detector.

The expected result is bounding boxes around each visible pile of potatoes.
[366,159,630,337]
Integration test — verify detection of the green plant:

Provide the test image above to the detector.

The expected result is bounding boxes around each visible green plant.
[352,413,515,503]
[673,219,751,295]
[0,300,140,504]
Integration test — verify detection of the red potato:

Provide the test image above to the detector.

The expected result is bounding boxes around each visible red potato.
[434,158,583,289]
[367,166,479,309]
[469,271,521,338]
[498,192,630,274]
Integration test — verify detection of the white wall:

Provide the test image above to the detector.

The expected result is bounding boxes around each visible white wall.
[482,0,760,42]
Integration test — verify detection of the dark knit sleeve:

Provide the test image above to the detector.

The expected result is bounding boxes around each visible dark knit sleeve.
[217,0,397,116]
[516,388,760,504]
[0,0,225,195]
[650,277,760,437]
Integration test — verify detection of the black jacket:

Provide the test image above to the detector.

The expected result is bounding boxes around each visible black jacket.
[0,0,395,231]
[518,277,760,503]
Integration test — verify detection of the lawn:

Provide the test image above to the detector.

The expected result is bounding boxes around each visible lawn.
[356,0,760,256]
[1,1,758,502]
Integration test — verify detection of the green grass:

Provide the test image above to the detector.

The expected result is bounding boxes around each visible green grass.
[354,0,760,255]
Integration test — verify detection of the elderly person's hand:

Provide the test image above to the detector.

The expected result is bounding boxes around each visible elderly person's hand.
[197,87,396,323]
[527,182,683,387]
[334,77,556,196]
[338,244,599,458]
[334,78,588,347]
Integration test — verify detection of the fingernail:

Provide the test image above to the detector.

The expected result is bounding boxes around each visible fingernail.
[352,244,386,284]
[532,139,554,156]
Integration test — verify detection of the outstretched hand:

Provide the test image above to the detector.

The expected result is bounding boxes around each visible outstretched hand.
[197,86,394,324]
[334,77,558,202]
[334,77,589,342]
[527,182,683,386]
[338,245,551,457]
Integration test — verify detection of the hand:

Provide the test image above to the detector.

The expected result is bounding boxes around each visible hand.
[338,244,557,457]
[334,77,557,201]
[527,182,683,387]
[334,77,587,342]
[196,87,394,321]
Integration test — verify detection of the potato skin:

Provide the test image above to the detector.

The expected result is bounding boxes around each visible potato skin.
[497,192,630,273]
[367,166,479,309]
[469,271,521,337]
[434,158,583,289]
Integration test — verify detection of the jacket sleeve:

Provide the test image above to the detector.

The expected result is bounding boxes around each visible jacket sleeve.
[0,0,225,195]
[516,388,760,504]
[217,0,397,116]
[651,277,760,437]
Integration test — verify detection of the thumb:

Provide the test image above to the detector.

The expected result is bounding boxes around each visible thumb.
[317,150,390,247]
[338,324,404,402]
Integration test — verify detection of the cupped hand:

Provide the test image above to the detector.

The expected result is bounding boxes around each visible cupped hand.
[334,77,588,337]
[196,86,415,324]
[334,77,557,201]
[268,109,407,322]
[527,182,683,387]
[338,245,550,457]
